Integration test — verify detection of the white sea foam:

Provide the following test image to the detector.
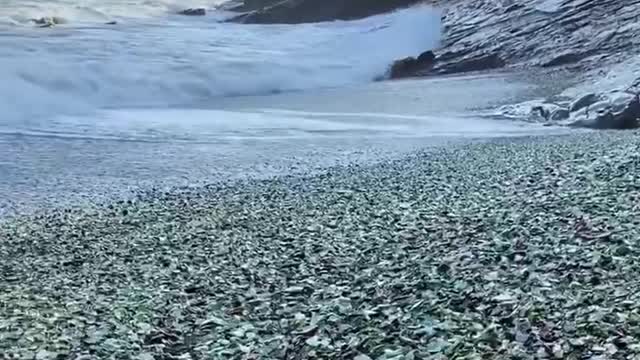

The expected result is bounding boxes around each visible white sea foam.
[0,4,441,124]
[0,0,225,25]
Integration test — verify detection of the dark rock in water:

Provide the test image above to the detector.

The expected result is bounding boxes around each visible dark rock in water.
[387,50,504,78]
[550,108,570,121]
[532,103,569,121]
[389,57,420,79]
[230,0,424,24]
[532,105,550,120]
[569,92,640,130]
[178,8,206,16]
[32,16,65,27]
[417,50,436,63]
[388,50,436,79]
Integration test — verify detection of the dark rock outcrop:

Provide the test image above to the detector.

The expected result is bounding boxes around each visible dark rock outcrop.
[230,0,425,24]
[178,8,206,16]
[388,51,435,79]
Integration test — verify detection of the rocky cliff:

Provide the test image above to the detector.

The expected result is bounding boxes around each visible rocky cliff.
[392,0,640,129]
[421,0,640,76]
[230,0,425,24]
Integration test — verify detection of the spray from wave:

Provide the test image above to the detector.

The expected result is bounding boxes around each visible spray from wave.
[0,4,441,124]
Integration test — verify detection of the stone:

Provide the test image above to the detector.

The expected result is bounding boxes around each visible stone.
[388,51,436,79]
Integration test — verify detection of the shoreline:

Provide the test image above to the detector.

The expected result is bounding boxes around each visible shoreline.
[2,129,639,358]
[0,127,572,222]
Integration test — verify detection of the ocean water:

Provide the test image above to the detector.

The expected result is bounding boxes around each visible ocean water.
[0,1,567,215]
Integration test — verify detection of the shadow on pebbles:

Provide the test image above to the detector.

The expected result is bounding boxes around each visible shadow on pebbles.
[1,131,640,359]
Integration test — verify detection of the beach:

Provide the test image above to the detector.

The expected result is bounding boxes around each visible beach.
[2,130,639,359]
[2,0,640,358]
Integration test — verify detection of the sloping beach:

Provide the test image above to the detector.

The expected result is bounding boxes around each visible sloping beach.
[2,131,640,358]
[2,0,640,358]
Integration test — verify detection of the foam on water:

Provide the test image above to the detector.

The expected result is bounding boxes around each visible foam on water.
[0,0,225,25]
[0,4,442,127]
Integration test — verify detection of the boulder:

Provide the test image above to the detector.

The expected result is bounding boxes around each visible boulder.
[178,8,206,16]
[388,50,436,79]
[230,0,425,24]
[568,91,640,129]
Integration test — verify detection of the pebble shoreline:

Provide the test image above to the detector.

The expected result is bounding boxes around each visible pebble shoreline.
[1,131,640,359]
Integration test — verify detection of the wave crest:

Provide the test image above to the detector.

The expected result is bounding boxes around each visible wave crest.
[0,5,441,123]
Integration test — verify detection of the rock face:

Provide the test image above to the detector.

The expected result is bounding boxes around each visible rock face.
[178,8,206,16]
[243,0,284,10]
[230,0,425,24]
[388,0,640,78]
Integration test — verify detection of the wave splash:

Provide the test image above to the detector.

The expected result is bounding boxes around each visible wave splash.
[0,5,441,123]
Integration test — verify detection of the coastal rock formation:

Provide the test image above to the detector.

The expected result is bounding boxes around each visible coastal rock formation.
[387,0,640,78]
[178,8,206,16]
[568,91,640,129]
[526,90,640,130]
[243,0,284,10]
[230,0,424,24]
